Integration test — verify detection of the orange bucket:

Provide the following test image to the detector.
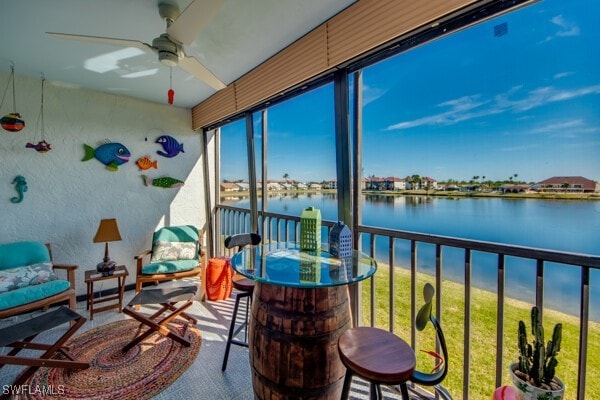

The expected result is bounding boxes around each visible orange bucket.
[205,257,233,301]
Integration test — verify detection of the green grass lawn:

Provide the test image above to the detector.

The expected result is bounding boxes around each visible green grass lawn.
[360,266,600,400]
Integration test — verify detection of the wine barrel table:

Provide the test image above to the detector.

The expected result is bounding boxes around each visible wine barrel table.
[230,242,377,400]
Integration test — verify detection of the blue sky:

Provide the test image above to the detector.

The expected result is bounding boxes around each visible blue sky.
[221,0,599,184]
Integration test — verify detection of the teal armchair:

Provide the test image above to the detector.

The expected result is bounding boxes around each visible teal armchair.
[135,225,205,296]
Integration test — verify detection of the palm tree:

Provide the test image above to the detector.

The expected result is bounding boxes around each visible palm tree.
[368,174,376,190]
[425,180,432,195]
[411,174,422,190]
[283,173,289,183]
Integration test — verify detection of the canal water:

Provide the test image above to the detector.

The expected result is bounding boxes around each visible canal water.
[223,194,600,321]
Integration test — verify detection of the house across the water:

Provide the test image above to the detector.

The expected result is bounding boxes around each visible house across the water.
[533,176,599,193]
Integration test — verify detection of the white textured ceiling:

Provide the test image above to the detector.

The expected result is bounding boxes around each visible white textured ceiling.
[0,0,354,108]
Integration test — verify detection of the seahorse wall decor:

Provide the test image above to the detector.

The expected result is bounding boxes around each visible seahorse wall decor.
[10,175,27,203]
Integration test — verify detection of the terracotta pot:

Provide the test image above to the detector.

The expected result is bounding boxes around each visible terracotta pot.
[509,362,565,400]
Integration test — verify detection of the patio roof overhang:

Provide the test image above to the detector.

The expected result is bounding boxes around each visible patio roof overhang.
[191,0,537,130]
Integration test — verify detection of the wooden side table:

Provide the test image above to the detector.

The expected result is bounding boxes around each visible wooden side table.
[84,265,128,320]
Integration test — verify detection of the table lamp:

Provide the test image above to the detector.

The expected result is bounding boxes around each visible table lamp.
[93,218,122,276]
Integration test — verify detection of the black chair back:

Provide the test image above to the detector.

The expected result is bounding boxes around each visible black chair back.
[411,283,449,386]
[224,233,262,252]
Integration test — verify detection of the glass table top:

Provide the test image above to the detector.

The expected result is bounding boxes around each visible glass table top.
[230,242,377,288]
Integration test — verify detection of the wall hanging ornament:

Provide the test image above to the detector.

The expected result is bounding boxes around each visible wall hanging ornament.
[136,155,158,170]
[167,67,175,105]
[156,135,184,158]
[142,175,184,188]
[81,140,131,171]
[10,175,27,203]
[26,76,52,153]
[145,127,164,143]
[0,64,25,132]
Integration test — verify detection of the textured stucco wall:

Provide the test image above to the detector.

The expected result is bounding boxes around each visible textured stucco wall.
[0,72,205,295]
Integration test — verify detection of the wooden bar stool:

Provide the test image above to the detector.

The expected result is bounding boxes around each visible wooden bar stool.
[221,232,261,372]
[338,283,450,400]
[338,327,416,399]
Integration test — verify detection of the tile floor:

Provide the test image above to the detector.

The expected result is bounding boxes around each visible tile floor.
[1,280,439,400]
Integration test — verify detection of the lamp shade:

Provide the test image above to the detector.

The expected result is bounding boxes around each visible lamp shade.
[93,218,122,243]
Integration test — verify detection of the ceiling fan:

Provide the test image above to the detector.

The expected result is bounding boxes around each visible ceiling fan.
[47,0,226,91]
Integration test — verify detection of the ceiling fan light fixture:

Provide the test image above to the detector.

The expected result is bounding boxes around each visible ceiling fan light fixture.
[159,52,179,67]
[152,34,182,67]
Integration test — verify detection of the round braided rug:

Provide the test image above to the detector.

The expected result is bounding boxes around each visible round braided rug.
[19,318,201,400]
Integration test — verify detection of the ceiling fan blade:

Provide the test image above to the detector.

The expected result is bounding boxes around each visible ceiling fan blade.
[167,0,224,45]
[47,32,153,51]
[178,56,226,90]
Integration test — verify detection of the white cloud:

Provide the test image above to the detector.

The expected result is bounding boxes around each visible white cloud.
[385,95,498,130]
[499,144,540,152]
[531,119,598,138]
[551,15,580,37]
[538,15,580,43]
[385,84,600,131]
[362,84,388,106]
[532,119,585,133]
[553,72,574,79]
[566,141,600,148]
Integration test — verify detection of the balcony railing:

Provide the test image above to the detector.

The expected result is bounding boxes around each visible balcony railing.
[214,204,600,399]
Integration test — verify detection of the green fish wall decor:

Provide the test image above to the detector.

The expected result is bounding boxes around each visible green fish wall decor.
[142,175,184,188]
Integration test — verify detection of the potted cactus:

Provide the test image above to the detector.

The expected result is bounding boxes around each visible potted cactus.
[509,306,565,400]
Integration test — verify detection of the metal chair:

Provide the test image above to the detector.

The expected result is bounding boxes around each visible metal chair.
[406,283,450,399]
[338,283,450,399]
[338,326,415,399]
[221,233,261,372]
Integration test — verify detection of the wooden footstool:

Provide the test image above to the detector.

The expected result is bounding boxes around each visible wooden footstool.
[122,285,199,353]
[0,307,89,392]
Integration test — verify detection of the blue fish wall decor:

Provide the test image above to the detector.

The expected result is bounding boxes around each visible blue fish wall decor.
[82,141,131,171]
[156,135,184,158]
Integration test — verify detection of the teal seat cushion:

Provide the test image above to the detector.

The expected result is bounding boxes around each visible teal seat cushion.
[141,259,199,275]
[0,241,50,271]
[0,280,71,310]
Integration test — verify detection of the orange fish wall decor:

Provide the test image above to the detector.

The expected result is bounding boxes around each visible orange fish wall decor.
[136,155,158,171]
